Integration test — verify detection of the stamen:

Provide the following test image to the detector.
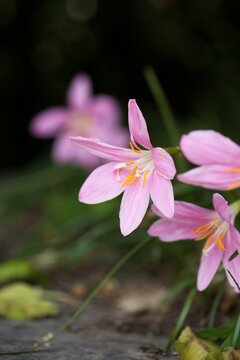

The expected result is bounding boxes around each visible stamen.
[228,181,240,190]
[121,166,138,187]
[126,161,134,166]
[227,168,240,173]
[213,217,222,229]
[126,176,138,185]
[214,231,226,252]
[130,142,141,153]
[194,228,214,241]
[191,224,211,234]
[203,234,214,251]
[142,170,150,188]
[116,168,121,181]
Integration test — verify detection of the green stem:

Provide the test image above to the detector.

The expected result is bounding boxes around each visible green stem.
[144,66,179,147]
[0,236,153,356]
[208,279,226,328]
[166,287,196,349]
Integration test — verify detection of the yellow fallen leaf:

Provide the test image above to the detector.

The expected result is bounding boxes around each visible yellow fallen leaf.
[0,282,59,320]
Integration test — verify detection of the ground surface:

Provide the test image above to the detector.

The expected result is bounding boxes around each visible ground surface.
[0,301,178,360]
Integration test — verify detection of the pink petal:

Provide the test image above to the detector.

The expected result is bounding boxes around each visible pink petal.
[149,201,213,241]
[52,135,100,169]
[151,201,214,220]
[71,136,139,162]
[197,246,223,291]
[150,173,174,218]
[91,95,121,125]
[212,193,230,223]
[223,225,240,292]
[180,130,240,167]
[66,73,92,110]
[30,107,68,137]
[151,147,176,179]
[79,162,124,204]
[128,99,152,149]
[178,165,240,190]
[120,178,150,236]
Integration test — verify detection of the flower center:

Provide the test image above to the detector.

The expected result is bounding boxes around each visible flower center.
[115,142,154,188]
[227,168,240,190]
[67,113,92,136]
[191,217,228,253]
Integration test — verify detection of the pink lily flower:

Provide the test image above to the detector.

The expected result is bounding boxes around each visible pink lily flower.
[148,193,240,292]
[71,100,176,236]
[30,73,127,169]
[178,130,240,190]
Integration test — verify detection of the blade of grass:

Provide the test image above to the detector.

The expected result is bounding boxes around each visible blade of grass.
[144,66,179,147]
[158,276,195,308]
[166,287,196,349]
[232,313,240,348]
[208,279,226,328]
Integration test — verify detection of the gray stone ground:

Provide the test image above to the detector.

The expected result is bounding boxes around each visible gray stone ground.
[0,302,178,360]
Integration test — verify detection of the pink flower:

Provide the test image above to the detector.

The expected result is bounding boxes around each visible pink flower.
[71,100,176,236]
[178,130,240,190]
[148,193,240,292]
[30,74,128,168]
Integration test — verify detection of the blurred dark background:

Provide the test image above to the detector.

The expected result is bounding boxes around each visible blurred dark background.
[1,0,240,169]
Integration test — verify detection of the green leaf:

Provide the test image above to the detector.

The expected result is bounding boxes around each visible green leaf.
[196,327,232,341]
[0,282,59,320]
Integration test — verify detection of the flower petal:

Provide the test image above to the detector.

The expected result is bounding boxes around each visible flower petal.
[52,135,100,168]
[120,178,150,236]
[79,162,124,204]
[212,193,230,223]
[92,95,121,125]
[180,130,240,167]
[151,201,213,220]
[128,99,152,149]
[66,74,92,110]
[149,201,214,241]
[197,246,223,291]
[178,165,240,190]
[150,173,174,218]
[152,147,176,179]
[71,136,139,162]
[223,225,240,292]
[30,107,68,137]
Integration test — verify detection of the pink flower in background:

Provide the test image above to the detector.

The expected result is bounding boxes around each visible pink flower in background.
[71,100,176,236]
[178,130,240,190]
[148,193,240,292]
[30,74,128,168]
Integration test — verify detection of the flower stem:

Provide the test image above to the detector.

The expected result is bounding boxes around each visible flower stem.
[0,236,153,356]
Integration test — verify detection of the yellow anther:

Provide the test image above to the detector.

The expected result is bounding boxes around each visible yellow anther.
[130,142,141,153]
[195,228,214,241]
[142,170,150,188]
[227,168,240,173]
[191,224,211,234]
[117,168,121,180]
[214,231,226,252]
[213,217,222,229]
[228,181,240,190]
[121,166,138,187]
[126,176,138,185]
[203,234,214,251]
[126,161,134,166]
